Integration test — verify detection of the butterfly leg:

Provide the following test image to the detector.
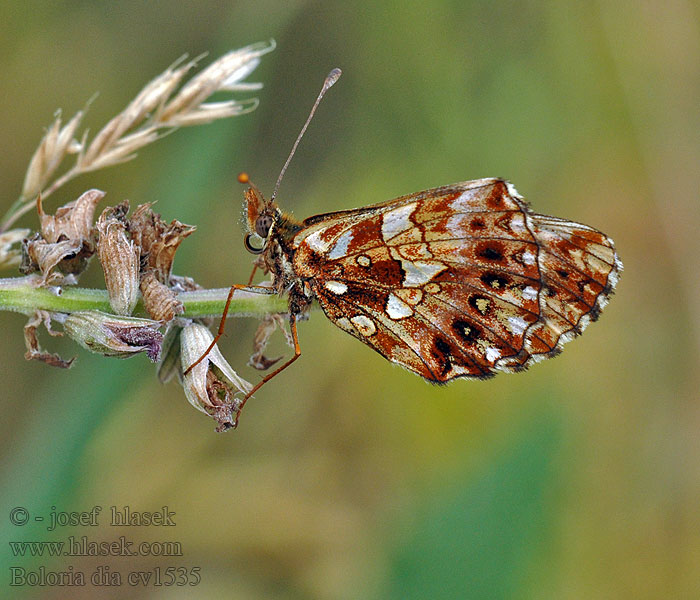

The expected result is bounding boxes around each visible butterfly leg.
[183,283,275,376]
[240,314,301,401]
[228,315,301,427]
[246,263,259,286]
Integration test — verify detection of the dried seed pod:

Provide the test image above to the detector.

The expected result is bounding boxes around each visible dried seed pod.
[96,202,140,315]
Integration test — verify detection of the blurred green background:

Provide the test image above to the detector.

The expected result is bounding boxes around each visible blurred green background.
[1,1,698,598]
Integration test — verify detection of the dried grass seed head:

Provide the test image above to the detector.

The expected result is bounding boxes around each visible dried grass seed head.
[22,109,84,200]
[159,40,274,122]
[77,41,274,172]
[80,59,194,168]
[6,42,273,234]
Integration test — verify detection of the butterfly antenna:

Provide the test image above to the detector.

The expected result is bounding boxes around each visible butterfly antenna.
[237,171,262,193]
[270,68,342,202]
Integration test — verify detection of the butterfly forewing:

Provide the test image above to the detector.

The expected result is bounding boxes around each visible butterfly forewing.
[290,178,621,382]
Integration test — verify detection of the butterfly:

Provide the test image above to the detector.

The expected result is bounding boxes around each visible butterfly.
[186,69,622,407]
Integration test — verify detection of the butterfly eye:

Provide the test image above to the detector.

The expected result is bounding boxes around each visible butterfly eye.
[255,214,274,238]
[244,233,265,254]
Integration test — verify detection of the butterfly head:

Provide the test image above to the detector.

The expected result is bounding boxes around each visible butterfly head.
[241,173,280,254]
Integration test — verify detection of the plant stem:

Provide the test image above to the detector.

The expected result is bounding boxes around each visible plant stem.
[0,276,289,319]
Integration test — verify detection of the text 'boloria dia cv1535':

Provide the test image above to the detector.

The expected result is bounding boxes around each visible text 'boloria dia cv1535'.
[186,68,622,424]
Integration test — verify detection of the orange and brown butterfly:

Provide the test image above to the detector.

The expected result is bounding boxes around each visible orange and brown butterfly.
[186,69,621,409]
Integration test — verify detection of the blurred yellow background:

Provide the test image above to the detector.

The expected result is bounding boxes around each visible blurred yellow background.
[1,2,698,598]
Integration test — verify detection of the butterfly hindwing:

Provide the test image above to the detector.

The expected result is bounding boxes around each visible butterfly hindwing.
[287,179,617,381]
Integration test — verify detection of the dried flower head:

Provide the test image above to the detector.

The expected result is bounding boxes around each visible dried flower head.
[139,271,182,322]
[96,202,140,315]
[128,202,196,321]
[249,313,288,370]
[37,189,103,244]
[64,311,163,361]
[0,228,30,270]
[20,189,104,284]
[24,310,74,368]
[130,203,196,281]
[20,234,80,284]
[157,325,183,384]
[179,323,252,431]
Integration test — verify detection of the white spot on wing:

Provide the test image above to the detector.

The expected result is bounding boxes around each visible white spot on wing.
[328,229,354,259]
[395,288,423,305]
[304,229,331,253]
[511,213,526,232]
[335,317,353,332]
[522,286,538,300]
[402,261,448,287]
[485,347,502,362]
[386,293,413,319]
[522,250,536,265]
[382,202,417,241]
[324,280,347,294]
[351,315,376,336]
[508,316,529,336]
[451,191,475,212]
[446,214,467,238]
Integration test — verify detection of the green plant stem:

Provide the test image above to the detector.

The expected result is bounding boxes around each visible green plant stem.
[0,275,289,319]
